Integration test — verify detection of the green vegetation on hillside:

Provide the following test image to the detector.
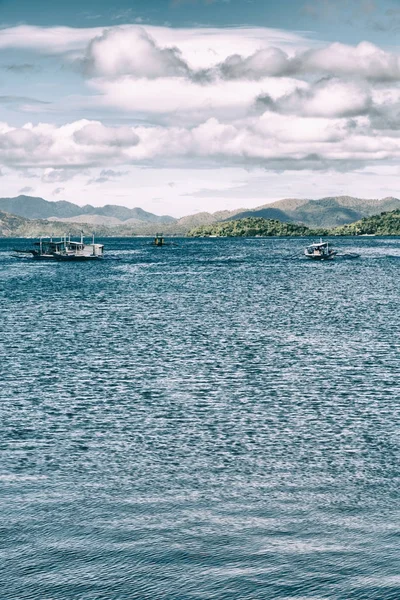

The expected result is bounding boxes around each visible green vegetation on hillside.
[229,196,400,228]
[333,210,400,236]
[187,217,326,237]
[188,210,400,237]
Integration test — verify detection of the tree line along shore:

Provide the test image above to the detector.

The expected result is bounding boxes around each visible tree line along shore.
[187,210,400,237]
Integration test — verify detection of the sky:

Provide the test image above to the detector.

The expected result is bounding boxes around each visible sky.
[2,0,400,216]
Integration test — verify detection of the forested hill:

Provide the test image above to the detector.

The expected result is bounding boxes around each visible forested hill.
[187,218,324,237]
[188,210,400,237]
[231,196,400,228]
[333,210,400,236]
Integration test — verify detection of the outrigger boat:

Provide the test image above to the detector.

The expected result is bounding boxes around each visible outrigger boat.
[12,234,104,261]
[304,239,336,260]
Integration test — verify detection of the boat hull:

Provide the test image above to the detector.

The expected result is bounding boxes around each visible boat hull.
[52,254,103,261]
[31,253,57,260]
[304,253,336,260]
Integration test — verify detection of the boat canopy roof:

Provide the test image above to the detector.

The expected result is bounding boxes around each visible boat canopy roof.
[34,238,103,248]
[307,241,331,248]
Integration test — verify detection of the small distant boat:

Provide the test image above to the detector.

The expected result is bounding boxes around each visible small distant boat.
[152,233,165,247]
[304,239,336,260]
[12,234,104,261]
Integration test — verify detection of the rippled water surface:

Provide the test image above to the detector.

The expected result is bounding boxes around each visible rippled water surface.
[1,237,399,600]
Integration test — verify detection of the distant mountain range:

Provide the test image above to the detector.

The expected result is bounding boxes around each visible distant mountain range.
[0,195,176,225]
[0,210,114,238]
[1,194,400,237]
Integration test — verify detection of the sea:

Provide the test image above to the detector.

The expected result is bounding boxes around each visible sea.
[0,236,399,600]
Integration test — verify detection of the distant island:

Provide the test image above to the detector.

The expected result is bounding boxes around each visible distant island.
[187,218,324,237]
[332,210,400,236]
[187,211,400,237]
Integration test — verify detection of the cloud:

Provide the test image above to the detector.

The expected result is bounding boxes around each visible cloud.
[0,25,104,55]
[87,176,109,184]
[86,169,128,184]
[0,25,400,178]
[18,186,34,194]
[66,26,400,128]
[99,169,128,177]
[257,78,372,118]
[0,120,142,169]
[0,24,311,63]
[111,8,146,22]
[0,95,49,105]
[83,26,190,79]
[300,41,400,82]
[213,41,400,83]
[216,47,292,80]
[0,127,48,153]
[48,24,400,86]
[111,8,134,20]
[0,113,399,175]
[52,187,65,195]
[73,123,140,146]
[88,75,302,125]
[41,168,80,183]
[80,26,299,83]
[3,63,38,73]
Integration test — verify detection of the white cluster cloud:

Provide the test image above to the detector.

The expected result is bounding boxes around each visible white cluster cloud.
[215,41,400,82]
[257,79,373,118]
[300,41,400,82]
[73,26,400,138]
[217,47,292,80]
[88,75,304,124]
[0,114,399,174]
[84,27,189,79]
[0,121,144,168]
[73,123,140,146]
[81,27,400,83]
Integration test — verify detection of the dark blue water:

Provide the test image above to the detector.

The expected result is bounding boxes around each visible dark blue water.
[1,237,399,600]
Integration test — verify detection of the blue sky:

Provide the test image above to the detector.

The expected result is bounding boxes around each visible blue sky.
[1,0,400,216]
[2,0,400,43]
